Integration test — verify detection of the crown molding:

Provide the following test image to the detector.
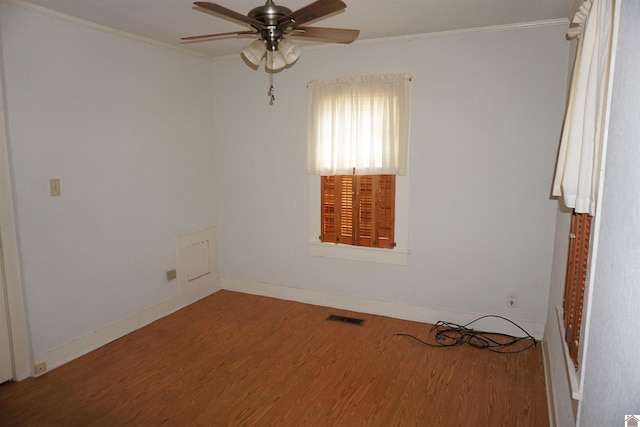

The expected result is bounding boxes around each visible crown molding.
[2,0,569,62]
[214,18,571,61]
[1,0,216,60]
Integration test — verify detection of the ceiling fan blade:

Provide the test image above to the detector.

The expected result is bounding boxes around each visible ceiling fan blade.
[193,2,265,29]
[181,30,257,43]
[278,0,346,29]
[288,26,359,43]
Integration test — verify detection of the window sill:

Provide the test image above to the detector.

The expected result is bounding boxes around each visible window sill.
[308,241,409,265]
[555,305,583,400]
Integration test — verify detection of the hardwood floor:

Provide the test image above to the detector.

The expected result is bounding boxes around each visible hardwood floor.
[0,291,549,426]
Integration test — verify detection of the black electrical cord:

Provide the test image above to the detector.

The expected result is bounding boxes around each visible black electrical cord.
[395,315,537,354]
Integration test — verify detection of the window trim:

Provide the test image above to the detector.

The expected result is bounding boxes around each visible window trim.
[556,306,583,400]
[308,175,410,266]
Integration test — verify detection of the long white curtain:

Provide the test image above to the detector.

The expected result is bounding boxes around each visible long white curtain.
[307,73,411,176]
[552,0,615,215]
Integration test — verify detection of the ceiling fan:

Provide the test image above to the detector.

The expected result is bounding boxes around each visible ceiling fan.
[182,0,360,70]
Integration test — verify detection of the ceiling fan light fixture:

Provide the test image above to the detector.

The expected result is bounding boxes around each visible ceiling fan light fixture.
[266,50,286,71]
[242,39,267,66]
[185,0,360,74]
[277,38,301,65]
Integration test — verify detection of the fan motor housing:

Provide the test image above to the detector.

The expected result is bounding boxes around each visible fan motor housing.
[248,1,292,26]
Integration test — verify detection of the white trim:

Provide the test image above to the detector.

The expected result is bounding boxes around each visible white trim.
[352,18,570,45]
[1,0,570,63]
[308,241,409,265]
[1,0,215,60]
[0,47,31,381]
[222,277,545,339]
[33,277,221,376]
[541,338,557,427]
[555,305,583,400]
[1,1,570,63]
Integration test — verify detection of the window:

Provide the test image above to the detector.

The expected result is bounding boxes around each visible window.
[307,73,411,252]
[321,174,395,249]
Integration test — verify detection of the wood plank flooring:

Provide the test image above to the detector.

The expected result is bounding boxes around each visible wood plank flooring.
[0,290,549,426]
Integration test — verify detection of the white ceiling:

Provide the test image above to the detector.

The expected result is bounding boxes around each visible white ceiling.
[17,0,578,58]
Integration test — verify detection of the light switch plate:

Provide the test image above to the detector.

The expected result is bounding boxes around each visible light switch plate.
[49,178,61,196]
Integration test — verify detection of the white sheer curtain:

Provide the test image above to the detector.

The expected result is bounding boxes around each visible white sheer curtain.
[307,73,411,176]
[552,0,615,215]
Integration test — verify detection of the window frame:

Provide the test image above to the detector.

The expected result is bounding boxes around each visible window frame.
[556,209,597,401]
[307,73,411,265]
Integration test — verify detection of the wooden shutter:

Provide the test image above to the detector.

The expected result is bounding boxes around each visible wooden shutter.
[320,176,338,243]
[375,175,395,249]
[321,175,395,249]
[563,211,592,369]
[339,176,354,244]
[321,176,354,244]
[355,176,373,247]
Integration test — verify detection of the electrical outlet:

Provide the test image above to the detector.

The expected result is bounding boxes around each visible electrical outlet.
[34,362,47,375]
[507,292,518,308]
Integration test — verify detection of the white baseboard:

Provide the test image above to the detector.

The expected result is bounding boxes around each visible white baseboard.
[34,275,545,378]
[221,277,545,339]
[34,277,221,376]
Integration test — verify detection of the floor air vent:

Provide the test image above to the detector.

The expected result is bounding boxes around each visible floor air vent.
[327,314,365,326]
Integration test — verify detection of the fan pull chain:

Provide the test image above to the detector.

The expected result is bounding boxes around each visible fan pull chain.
[268,84,275,105]
[267,52,275,105]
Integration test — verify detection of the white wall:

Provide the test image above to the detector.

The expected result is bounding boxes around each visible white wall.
[213,23,570,335]
[578,0,640,423]
[0,3,219,369]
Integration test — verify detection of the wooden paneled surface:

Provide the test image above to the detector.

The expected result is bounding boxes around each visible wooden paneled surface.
[563,211,592,368]
[0,291,548,426]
